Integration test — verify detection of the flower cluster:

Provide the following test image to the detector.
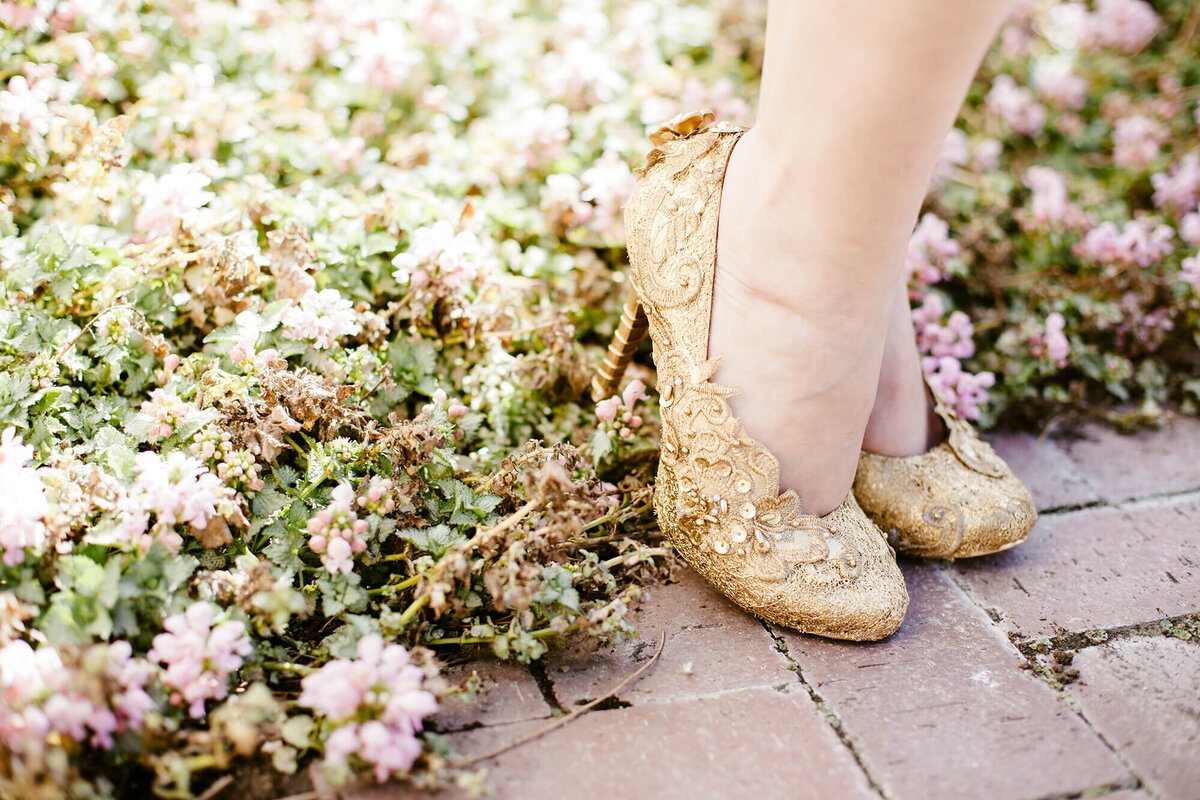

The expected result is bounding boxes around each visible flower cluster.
[925,358,997,422]
[116,451,237,553]
[1073,219,1175,268]
[134,164,214,237]
[1031,312,1071,367]
[906,213,960,292]
[298,634,437,782]
[595,378,648,441]
[391,221,481,293]
[0,639,153,756]
[1052,0,1161,54]
[986,74,1047,137]
[306,483,370,574]
[190,427,266,497]
[140,388,196,439]
[1020,166,1086,231]
[148,602,252,719]
[0,428,48,566]
[282,289,363,350]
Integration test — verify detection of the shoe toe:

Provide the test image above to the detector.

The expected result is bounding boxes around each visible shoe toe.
[855,443,1038,560]
[733,498,909,641]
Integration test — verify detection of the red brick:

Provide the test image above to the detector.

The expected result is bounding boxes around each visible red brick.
[545,569,794,707]
[774,564,1129,800]
[1067,637,1200,800]
[441,688,874,800]
[432,659,553,731]
[1057,419,1200,503]
[951,497,1200,638]
[987,432,1099,511]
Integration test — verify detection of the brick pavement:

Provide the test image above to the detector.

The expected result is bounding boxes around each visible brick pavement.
[357,421,1200,800]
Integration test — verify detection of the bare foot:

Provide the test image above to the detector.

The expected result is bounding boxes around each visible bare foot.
[862,282,943,457]
[708,129,901,516]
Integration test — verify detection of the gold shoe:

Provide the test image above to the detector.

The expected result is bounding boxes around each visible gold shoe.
[593,111,908,641]
[853,380,1037,560]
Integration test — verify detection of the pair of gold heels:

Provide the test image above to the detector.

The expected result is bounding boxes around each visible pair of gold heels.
[592,112,1036,641]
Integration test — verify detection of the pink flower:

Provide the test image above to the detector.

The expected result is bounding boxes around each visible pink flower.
[1074,219,1174,267]
[594,379,650,442]
[344,21,421,92]
[1112,116,1167,169]
[1088,0,1160,53]
[298,633,437,780]
[1023,166,1069,225]
[134,165,215,237]
[149,602,251,719]
[621,378,647,409]
[986,75,1046,137]
[0,75,52,137]
[115,451,233,554]
[594,396,620,422]
[912,295,976,360]
[579,150,637,240]
[306,483,369,575]
[1151,154,1200,214]
[923,357,995,421]
[281,289,362,349]
[906,214,960,291]
[140,388,195,439]
[0,1,52,30]
[1179,213,1200,247]
[1031,313,1071,366]
[931,128,969,183]
[1,639,155,754]
[1032,59,1088,110]
[391,221,480,292]
[0,427,48,566]
[972,139,1003,172]
[1180,255,1200,287]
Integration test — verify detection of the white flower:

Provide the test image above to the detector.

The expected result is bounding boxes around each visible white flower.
[281,289,362,349]
[0,428,48,566]
[134,165,215,237]
[391,221,480,290]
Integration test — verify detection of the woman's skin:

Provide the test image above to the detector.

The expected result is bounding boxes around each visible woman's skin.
[707,0,1015,516]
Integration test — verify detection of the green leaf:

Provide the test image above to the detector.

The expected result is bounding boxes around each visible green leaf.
[587,428,613,465]
[263,524,304,575]
[532,564,579,611]
[397,523,466,558]
[281,715,315,749]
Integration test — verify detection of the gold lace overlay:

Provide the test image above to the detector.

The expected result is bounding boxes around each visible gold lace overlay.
[853,383,1038,560]
[624,112,908,640]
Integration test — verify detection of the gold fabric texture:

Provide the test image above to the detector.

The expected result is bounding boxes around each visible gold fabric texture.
[623,112,908,641]
[853,384,1038,559]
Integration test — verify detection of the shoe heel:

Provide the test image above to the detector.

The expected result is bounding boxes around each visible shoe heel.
[591,283,648,401]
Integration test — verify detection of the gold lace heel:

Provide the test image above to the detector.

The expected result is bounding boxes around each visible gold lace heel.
[853,381,1037,560]
[591,284,649,401]
[621,111,908,641]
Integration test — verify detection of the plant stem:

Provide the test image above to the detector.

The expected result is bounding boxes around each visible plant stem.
[296,468,332,502]
[424,626,570,646]
[366,573,421,595]
[263,661,317,676]
[391,498,543,631]
[602,547,673,570]
[393,591,429,629]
